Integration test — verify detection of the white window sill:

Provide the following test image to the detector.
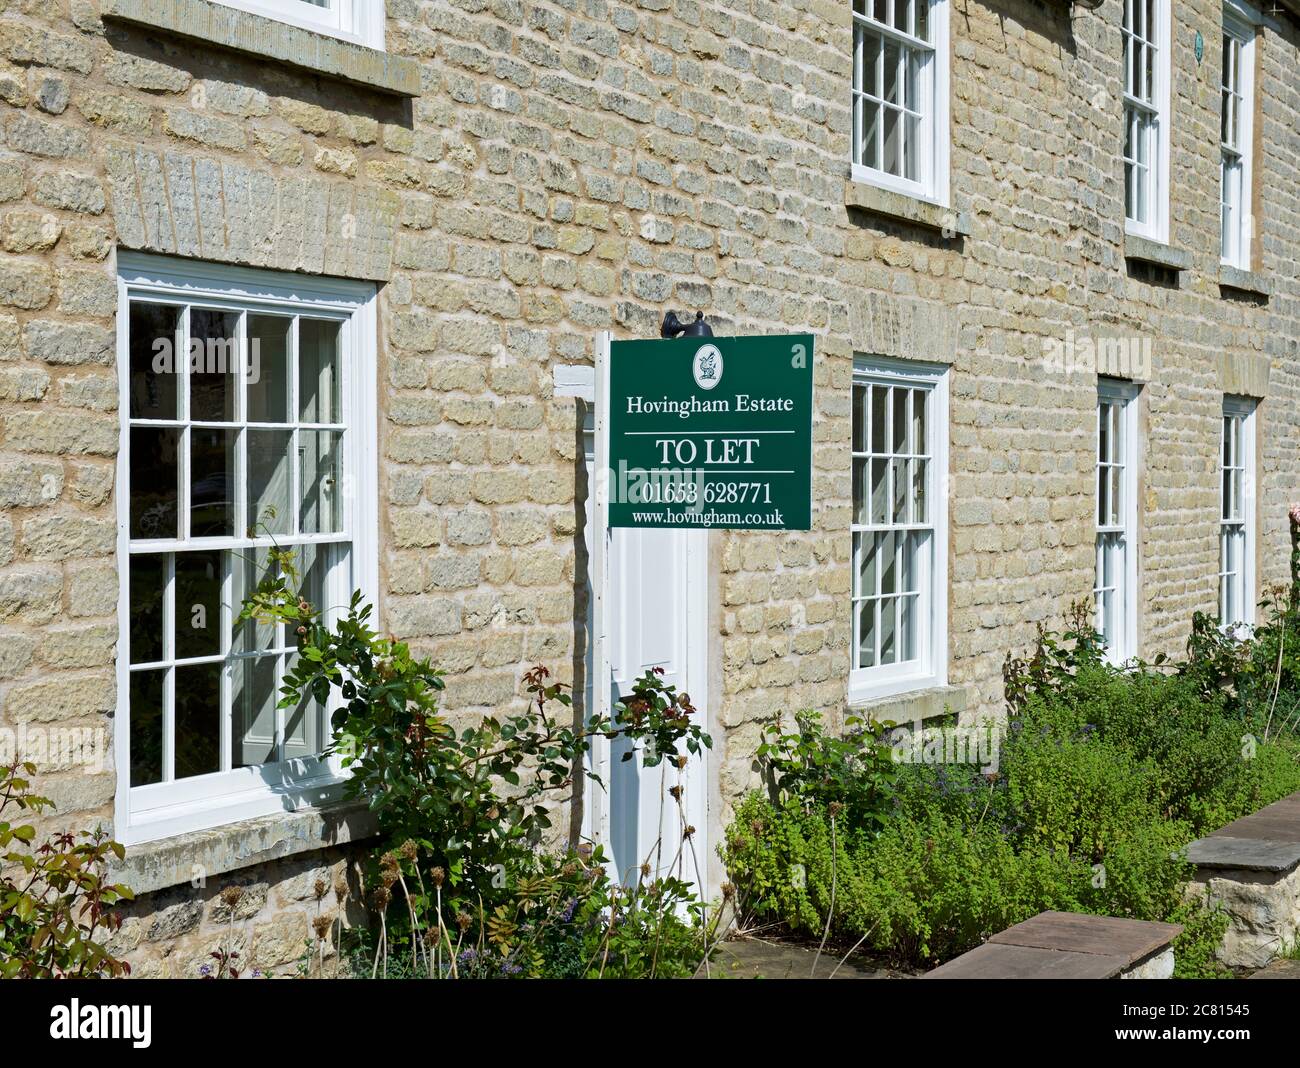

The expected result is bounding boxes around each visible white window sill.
[844,178,971,237]
[109,799,377,895]
[101,0,420,97]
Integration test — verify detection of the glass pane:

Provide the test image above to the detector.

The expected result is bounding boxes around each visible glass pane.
[299,319,342,424]
[129,554,166,665]
[853,384,868,452]
[853,457,868,524]
[883,39,900,104]
[1097,465,1109,526]
[188,308,239,423]
[129,669,164,787]
[883,106,900,175]
[915,0,928,41]
[904,112,919,183]
[879,596,897,665]
[246,315,290,424]
[232,653,279,768]
[857,600,877,669]
[891,457,908,523]
[871,385,887,453]
[912,389,926,454]
[861,97,881,170]
[860,28,881,97]
[129,303,179,420]
[130,427,180,539]
[233,547,279,655]
[901,530,918,592]
[893,0,909,32]
[879,530,897,595]
[855,531,877,597]
[174,549,223,660]
[299,430,343,534]
[190,428,236,537]
[248,429,293,536]
[297,542,332,617]
[283,651,325,760]
[892,387,908,452]
[870,458,888,524]
[873,0,886,22]
[912,458,927,522]
[1109,467,1121,527]
[174,661,221,779]
[899,593,917,661]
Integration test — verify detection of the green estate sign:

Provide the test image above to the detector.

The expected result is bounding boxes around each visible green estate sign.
[606,333,814,530]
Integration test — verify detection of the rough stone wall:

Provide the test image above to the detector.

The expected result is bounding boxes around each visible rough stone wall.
[0,0,1295,968]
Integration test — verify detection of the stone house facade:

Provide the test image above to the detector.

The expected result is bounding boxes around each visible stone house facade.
[0,0,1296,975]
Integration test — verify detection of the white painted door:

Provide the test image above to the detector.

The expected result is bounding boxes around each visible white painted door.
[582,420,709,891]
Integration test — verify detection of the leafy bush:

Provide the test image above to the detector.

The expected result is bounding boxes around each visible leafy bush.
[240,546,715,978]
[0,761,133,978]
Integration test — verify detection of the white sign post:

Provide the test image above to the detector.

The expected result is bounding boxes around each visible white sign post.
[588,330,612,851]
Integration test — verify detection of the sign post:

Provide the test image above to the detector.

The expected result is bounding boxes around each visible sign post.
[588,330,814,858]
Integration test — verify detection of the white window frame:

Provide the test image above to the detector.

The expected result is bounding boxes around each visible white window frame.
[1122,0,1172,243]
[114,252,378,846]
[849,355,949,703]
[1220,396,1256,632]
[1095,380,1140,665]
[1220,6,1256,269]
[850,0,952,207]
[209,0,384,50]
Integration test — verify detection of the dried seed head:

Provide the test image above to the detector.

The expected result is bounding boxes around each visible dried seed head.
[381,869,398,890]
[456,912,472,933]
[371,886,390,910]
[313,878,328,901]
[640,862,651,878]
[333,873,349,901]
[828,801,844,818]
[400,840,418,861]
[722,882,736,901]
[430,866,445,888]
[676,755,688,770]
[380,851,399,872]
[683,825,696,839]
[668,785,683,801]
[219,885,244,907]
[311,914,333,940]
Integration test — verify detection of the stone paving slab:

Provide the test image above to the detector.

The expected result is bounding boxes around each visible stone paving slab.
[924,942,1128,980]
[709,938,896,979]
[988,911,1182,967]
[1185,835,1300,873]
[1249,959,1300,979]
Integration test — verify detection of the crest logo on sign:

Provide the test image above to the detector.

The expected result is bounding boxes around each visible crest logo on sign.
[692,344,723,390]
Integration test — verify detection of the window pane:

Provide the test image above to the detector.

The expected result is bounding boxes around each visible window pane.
[248,429,293,536]
[853,384,868,452]
[299,430,343,533]
[174,661,222,779]
[871,385,887,452]
[883,39,901,104]
[129,303,179,420]
[870,458,888,524]
[860,97,881,170]
[283,651,326,760]
[174,549,223,660]
[130,427,180,539]
[879,529,897,594]
[879,596,897,664]
[299,319,342,424]
[129,669,165,787]
[246,315,290,424]
[853,457,868,524]
[883,106,901,176]
[855,530,877,597]
[232,547,279,655]
[232,653,279,768]
[129,554,166,665]
[915,0,928,42]
[188,308,239,423]
[904,112,919,183]
[899,593,917,661]
[892,387,908,452]
[1109,467,1121,527]
[891,457,908,523]
[857,600,877,669]
[912,389,926,454]
[190,428,236,537]
[893,0,910,32]
[912,458,927,522]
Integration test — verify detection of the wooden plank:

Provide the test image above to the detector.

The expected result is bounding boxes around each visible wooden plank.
[923,943,1126,980]
[988,911,1181,967]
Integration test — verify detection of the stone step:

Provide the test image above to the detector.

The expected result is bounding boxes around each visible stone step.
[924,911,1181,979]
